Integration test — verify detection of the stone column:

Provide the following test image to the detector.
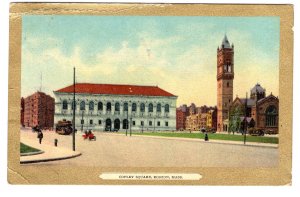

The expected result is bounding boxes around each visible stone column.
[103,102,106,115]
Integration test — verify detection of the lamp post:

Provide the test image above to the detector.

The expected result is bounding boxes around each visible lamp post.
[81,111,84,132]
[129,116,132,136]
[126,110,128,136]
[153,116,156,132]
[244,92,248,145]
[72,67,76,151]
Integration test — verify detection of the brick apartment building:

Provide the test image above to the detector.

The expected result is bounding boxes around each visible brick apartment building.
[176,104,217,131]
[176,109,185,130]
[22,91,55,128]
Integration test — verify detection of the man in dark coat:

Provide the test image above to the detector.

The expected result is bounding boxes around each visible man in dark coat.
[37,130,43,144]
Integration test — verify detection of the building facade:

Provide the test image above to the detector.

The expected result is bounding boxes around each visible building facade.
[54,83,177,132]
[21,97,24,126]
[23,91,55,128]
[217,35,234,132]
[229,84,279,133]
[176,109,185,130]
[183,104,217,131]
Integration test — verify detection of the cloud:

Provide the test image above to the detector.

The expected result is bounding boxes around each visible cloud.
[21,27,279,107]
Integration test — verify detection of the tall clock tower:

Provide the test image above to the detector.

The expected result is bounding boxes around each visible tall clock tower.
[217,35,234,132]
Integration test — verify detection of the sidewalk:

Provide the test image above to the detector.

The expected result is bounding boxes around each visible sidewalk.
[20,132,81,164]
[115,133,278,148]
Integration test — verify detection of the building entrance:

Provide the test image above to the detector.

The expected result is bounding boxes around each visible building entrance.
[105,118,111,131]
[114,119,120,131]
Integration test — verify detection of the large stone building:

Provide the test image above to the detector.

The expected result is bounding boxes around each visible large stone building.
[229,83,279,133]
[217,35,234,132]
[22,91,55,128]
[54,83,177,132]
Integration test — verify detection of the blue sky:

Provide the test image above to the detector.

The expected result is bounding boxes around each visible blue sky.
[21,15,280,106]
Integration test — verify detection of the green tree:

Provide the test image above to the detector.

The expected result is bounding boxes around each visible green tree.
[229,106,244,134]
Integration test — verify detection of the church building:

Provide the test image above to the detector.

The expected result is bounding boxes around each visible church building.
[53,83,177,132]
[229,83,279,133]
[216,35,279,133]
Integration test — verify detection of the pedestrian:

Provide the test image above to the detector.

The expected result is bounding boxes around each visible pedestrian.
[37,130,43,144]
[205,132,209,141]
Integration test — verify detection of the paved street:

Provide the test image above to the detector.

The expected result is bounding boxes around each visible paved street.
[21,129,278,167]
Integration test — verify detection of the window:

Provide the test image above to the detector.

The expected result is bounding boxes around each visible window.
[106,102,111,111]
[140,103,145,112]
[132,121,136,126]
[148,103,153,112]
[124,102,128,111]
[98,120,102,125]
[227,82,230,87]
[165,104,169,113]
[98,102,103,111]
[157,121,160,126]
[115,102,120,111]
[89,101,94,111]
[141,121,144,126]
[157,103,161,112]
[80,101,85,110]
[132,103,137,112]
[265,105,277,127]
[71,100,76,110]
[90,119,93,125]
[149,121,152,126]
[62,100,68,110]
[81,119,84,124]
[165,121,168,127]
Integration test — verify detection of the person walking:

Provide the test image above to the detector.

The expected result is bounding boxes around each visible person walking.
[37,130,44,144]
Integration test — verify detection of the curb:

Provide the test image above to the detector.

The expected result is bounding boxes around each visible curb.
[20,152,82,164]
[20,150,44,157]
[129,134,278,149]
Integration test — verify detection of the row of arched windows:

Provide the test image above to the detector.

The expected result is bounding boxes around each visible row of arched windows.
[62,100,170,113]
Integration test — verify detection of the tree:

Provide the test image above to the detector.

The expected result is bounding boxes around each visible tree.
[229,105,244,134]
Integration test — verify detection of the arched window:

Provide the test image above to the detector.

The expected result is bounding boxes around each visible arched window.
[157,103,161,112]
[89,101,94,111]
[106,102,111,111]
[80,101,85,110]
[115,102,120,112]
[265,105,277,127]
[62,100,68,110]
[98,102,103,111]
[124,102,128,112]
[140,103,145,112]
[165,104,169,113]
[71,100,76,110]
[148,103,153,112]
[132,103,137,112]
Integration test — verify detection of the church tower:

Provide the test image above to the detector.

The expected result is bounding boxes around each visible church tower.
[217,35,234,132]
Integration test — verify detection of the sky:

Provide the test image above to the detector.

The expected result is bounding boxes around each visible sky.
[21,16,280,106]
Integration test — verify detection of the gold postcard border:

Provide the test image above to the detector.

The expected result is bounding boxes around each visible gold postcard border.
[8,3,294,185]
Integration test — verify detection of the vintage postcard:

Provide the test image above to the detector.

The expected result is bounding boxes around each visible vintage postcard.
[8,3,293,185]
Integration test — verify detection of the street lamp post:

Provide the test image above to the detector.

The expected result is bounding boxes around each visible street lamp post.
[81,111,84,132]
[72,67,76,151]
[244,92,248,145]
[130,116,132,136]
[153,116,156,132]
[126,110,128,136]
